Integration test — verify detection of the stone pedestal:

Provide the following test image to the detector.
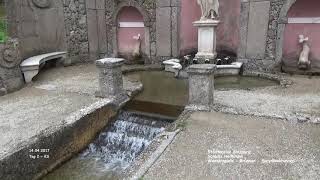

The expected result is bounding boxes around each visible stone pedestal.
[186,64,216,111]
[193,19,220,63]
[96,58,125,99]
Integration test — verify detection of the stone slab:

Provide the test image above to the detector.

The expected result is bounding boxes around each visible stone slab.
[246,1,270,59]
[171,6,180,57]
[238,2,250,58]
[156,7,171,57]
[87,9,99,57]
[97,9,107,54]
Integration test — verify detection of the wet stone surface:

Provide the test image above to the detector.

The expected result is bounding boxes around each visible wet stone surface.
[43,111,167,180]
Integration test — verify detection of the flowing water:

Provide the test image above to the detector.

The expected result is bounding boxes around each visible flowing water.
[43,111,167,180]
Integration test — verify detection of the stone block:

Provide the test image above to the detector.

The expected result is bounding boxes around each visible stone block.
[96,0,105,10]
[246,1,270,59]
[37,8,67,51]
[96,58,125,99]
[157,0,170,7]
[186,64,216,111]
[85,0,96,9]
[171,0,181,7]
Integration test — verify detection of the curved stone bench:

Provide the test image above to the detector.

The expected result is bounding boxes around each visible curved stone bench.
[20,52,67,83]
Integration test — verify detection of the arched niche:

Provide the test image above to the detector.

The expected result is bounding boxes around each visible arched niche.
[280,0,320,73]
[111,2,151,63]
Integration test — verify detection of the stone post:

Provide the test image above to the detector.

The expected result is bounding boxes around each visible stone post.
[186,64,216,111]
[96,58,125,99]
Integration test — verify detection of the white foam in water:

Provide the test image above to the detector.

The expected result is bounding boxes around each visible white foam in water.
[80,111,166,171]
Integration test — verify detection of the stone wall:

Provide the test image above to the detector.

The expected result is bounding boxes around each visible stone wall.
[63,0,89,63]
[18,0,67,59]
[238,0,288,72]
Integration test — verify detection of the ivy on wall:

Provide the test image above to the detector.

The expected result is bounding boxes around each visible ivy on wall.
[0,0,7,43]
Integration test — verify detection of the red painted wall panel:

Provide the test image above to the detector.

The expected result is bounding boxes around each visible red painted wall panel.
[117,7,145,56]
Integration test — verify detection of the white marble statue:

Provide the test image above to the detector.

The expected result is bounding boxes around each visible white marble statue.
[197,0,220,20]
[298,35,311,70]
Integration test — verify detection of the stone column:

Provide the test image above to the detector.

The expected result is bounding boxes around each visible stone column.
[193,19,220,63]
[186,64,216,111]
[96,58,125,99]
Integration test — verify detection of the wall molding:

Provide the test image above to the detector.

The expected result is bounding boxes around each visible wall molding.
[119,22,144,28]
[288,17,320,24]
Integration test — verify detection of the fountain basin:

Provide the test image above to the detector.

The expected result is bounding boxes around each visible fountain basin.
[163,61,243,76]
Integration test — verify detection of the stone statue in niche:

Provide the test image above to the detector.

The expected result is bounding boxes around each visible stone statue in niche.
[31,0,51,8]
[298,35,311,70]
[197,0,220,20]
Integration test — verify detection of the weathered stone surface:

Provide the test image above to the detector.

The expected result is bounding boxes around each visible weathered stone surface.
[246,1,270,59]
[87,9,99,59]
[96,58,125,98]
[238,2,249,59]
[0,63,144,179]
[63,0,89,63]
[171,6,180,57]
[186,64,216,111]
[0,38,24,94]
[156,7,171,57]
[97,9,107,55]
[194,20,220,61]
[266,0,284,59]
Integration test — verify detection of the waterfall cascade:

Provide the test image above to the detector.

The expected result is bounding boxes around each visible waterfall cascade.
[80,111,166,171]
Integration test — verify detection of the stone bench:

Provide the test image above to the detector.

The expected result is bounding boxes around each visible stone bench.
[20,52,67,83]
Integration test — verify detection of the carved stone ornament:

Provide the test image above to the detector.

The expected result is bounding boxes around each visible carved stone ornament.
[0,38,21,69]
[32,0,51,8]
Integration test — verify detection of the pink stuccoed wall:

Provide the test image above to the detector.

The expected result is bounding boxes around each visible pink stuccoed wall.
[117,7,145,56]
[180,0,240,55]
[283,0,320,61]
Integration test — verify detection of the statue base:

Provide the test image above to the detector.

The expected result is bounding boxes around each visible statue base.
[193,19,220,63]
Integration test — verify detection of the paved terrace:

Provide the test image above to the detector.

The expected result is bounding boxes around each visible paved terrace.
[145,111,320,179]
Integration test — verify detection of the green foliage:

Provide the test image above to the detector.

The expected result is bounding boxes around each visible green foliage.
[0,4,6,43]
[0,18,7,43]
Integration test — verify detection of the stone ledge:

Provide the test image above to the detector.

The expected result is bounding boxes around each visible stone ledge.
[187,64,217,74]
[0,98,121,180]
